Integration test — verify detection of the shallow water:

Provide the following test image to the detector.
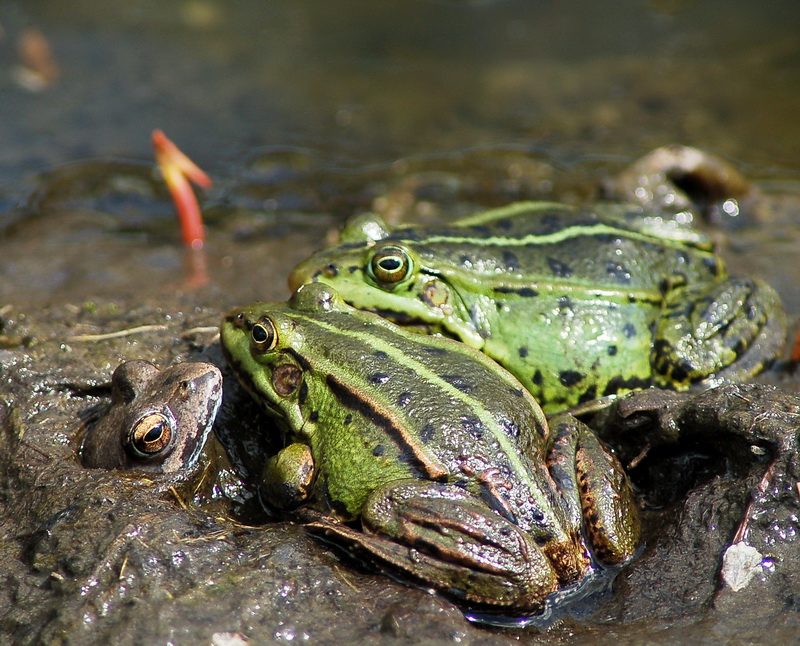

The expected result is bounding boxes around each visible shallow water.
[2,0,800,307]
[1,1,800,644]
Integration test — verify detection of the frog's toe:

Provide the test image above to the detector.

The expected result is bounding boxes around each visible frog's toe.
[336,480,561,612]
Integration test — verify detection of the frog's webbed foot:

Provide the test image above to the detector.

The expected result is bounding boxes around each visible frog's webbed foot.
[547,415,641,566]
[652,276,786,387]
[304,479,558,613]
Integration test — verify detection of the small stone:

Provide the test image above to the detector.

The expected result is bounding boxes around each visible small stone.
[721,541,763,592]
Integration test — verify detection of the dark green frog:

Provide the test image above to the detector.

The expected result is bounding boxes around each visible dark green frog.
[289,202,786,412]
[221,283,640,619]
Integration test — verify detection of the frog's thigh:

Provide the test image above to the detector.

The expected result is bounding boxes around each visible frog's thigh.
[260,442,315,510]
[343,479,557,610]
[652,276,785,386]
[547,416,640,565]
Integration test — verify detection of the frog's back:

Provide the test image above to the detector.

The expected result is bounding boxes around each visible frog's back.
[295,307,556,518]
[386,203,723,291]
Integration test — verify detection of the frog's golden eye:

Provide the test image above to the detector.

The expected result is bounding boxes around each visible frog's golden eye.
[127,412,174,457]
[369,245,412,285]
[252,317,278,352]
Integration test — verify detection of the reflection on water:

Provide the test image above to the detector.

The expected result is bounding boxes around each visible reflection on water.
[0,0,798,199]
[1,0,799,305]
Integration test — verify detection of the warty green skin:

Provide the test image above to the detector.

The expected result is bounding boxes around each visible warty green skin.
[289,201,786,412]
[220,283,640,615]
[81,360,223,473]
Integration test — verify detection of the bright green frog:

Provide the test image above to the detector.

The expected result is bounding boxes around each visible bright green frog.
[289,202,786,412]
[221,283,640,619]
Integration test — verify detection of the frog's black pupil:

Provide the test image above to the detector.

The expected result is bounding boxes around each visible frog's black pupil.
[253,325,268,343]
[380,257,402,271]
[144,423,164,444]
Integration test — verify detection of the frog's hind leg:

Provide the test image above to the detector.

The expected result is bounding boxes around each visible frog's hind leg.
[546,416,641,566]
[652,276,786,387]
[303,479,558,613]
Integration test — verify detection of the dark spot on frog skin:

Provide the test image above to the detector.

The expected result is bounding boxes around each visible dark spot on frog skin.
[503,250,520,272]
[460,254,473,268]
[369,373,391,385]
[494,286,539,298]
[348,265,359,274]
[509,387,525,398]
[703,256,721,277]
[344,413,353,425]
[298,381,308,405]
[441,375,473,394]
[577,385,598,404]
[502,419,520,438]
[397,391,412,407]
[324,263,339,277]
[602,375,652,396]
[540,213,563,233]
[547,257,573,278]
[309,410,319,423]
[495,219,512,230]
[423,346,447,356]
[623,323,637,338]
[667,357,696,383]
[559,370,584,387]
[530,509,546,523]
[518,346,529,358]
[496,300,505,311]
[374,350,389,360]
[373,444,385,457]
[460,416,484,441]
[286,348,313,372]
[420,423,435,444]
[532,370,543,386]
[558,296,574,313]
[607,345,618,356]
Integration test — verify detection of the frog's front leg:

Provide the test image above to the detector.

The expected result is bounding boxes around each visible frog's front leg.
[304,479,559,612]
[260,442,316,510]
[652,276,785,387]
[547,415,640,565]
